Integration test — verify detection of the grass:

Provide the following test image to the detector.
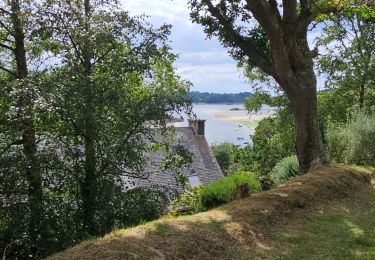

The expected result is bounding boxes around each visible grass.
[268,187,375,259]
[48,165,374,260]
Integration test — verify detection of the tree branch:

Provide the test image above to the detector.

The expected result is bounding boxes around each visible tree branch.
[66,33,85,66]
[282,0,298,27]
[0,37,15,43]
[97,122,143,177]
[0,65,18,78]
[203,0,275,76]
[1,139,24,156]
[245,0,282,40]
[0,7,11,16]
[245,0,295,81]
[269,0,282,23]
[297,0,313,38]
[92,46,115,66]
[0,42,14,51]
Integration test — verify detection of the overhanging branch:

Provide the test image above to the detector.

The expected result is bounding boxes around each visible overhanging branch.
[0,65,18,78]
[0,42,14,51]
[203,0,275,76]
[0,7,11,16]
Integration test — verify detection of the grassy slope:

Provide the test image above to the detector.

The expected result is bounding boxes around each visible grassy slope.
[265,178,375,259]
[49,165,374,260]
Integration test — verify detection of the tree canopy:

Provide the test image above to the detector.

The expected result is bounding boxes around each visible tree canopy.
[0,0,191,257]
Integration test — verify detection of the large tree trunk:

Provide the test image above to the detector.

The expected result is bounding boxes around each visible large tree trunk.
[11,0,42,247]
[285,71,327,173]
[81,73,97,235]
[81,56,97,235]
[82,120,97,235]
[81,0,97,235]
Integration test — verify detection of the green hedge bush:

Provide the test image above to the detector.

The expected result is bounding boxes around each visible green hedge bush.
[326,112,375,166]
[168,186,203,216]
[198,171,261,211]
[270,155,300,185]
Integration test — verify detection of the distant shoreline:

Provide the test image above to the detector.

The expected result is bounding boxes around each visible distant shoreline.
[188,91,252,104]
[193,103,277,130]
[192,102,245,105]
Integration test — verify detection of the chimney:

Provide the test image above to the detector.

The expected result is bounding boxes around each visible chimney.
[188,119,206,136]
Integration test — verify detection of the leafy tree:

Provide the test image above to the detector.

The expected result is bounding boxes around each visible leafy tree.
[317,0,375,113]
[188,0,357,172]
[42,0,191,236]
[211,142,238,175]
[0,0,44,252]
[1,0,191,257]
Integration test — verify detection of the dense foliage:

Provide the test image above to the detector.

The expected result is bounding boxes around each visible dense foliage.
[187,91,252,104]
[169,172,261,215]
[211,142,239,175]
[198,172,261,211]
[168,186,203,216]
[0,0,191,258]
[317,1,375,111]
[270,155,301,185]
[326,112,375,166]
[212,100,295,179]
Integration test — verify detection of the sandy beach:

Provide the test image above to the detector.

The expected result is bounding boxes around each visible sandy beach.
[195,104,277,130]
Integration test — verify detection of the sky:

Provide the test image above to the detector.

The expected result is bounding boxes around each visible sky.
[122,0,324,94]
[122,0,250,94]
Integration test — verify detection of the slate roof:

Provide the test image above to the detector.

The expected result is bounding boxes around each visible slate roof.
[123,120,224,194]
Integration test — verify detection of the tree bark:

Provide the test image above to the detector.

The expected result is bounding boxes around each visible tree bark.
[82,118,97,235]
[359,82,365,109]
[81,0,97,235]
[288,80,327,173]
[276,79,327,173]
[10,0,42,247]
[81,73,97,235]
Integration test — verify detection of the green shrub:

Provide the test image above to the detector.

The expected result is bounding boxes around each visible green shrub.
[271,155,300,185]
[211,142,239,175]
[198,172,261,211]
[168,186,203,216]
[326,112,375,166]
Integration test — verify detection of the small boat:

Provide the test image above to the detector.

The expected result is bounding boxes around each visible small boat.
[243,142,250,145]
[237,137,244,140]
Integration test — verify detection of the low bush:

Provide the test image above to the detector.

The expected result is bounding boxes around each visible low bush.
[270,155,300,185]
[198,172,261,211]
[326,112,375,166]
[168,186,203,216]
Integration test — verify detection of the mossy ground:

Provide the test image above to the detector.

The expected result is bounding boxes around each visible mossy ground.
[48,165,374,260]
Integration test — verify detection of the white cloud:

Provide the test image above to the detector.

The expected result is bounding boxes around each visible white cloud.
[122,0,190,23]
[175,63,250,93]
[178,51,228,60]
[121,0,251,93]
[175,51,231,65]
